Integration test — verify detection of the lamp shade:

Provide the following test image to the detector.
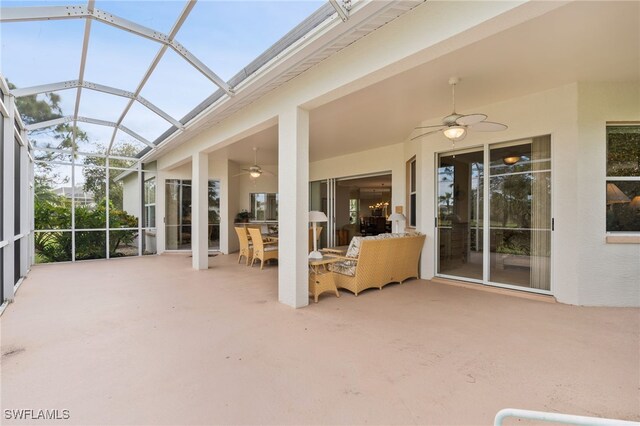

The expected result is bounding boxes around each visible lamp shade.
[387,212,406,222]
[606,183,630,205]
[630,195,640,209]
[308,211,328,222]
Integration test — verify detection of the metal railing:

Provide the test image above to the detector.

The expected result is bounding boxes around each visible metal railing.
[495,408,639,426]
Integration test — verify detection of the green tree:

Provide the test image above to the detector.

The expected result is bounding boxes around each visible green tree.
[9,81,88,190]
[9,80,140,262]
[82,142,139,208]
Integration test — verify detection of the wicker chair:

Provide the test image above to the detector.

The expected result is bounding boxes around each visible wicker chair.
[329,233,426,296]
[234,226,253,265]
[247,227,278,270]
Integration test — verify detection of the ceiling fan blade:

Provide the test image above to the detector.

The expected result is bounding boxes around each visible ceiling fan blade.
[414,124,446,130]
[410,129,442,141]
[262,170,276,177]
[456,113,487,126]
[232,171,250,177]
[469,121,508,132]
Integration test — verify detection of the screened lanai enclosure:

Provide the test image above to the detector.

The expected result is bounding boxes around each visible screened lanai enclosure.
[0,0,349,303]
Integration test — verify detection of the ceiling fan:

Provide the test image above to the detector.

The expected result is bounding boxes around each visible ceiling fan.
[234,147,274,179]
[411,77,507,146]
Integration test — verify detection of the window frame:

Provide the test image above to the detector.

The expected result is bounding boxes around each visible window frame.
[406,156,416,228]
[605,122,640,242]
[143,176,156,229]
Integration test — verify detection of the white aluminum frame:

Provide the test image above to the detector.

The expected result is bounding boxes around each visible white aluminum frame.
[0,0,236,161]
[1,90,34,306]
[433,138,555,296]
[27,115,154,147]
[0,3,232,94]
[11,81,184,130]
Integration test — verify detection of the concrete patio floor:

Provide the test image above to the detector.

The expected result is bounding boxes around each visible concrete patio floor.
[1,253,638,425]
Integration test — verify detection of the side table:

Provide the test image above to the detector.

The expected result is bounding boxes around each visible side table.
[308,257,340,303]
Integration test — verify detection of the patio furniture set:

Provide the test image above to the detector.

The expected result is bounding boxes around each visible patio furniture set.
[235,226,425,302]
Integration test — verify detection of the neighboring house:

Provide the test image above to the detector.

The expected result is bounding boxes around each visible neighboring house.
[53,186,95,207]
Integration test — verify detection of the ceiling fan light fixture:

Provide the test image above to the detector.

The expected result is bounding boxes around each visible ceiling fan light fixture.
[250,170,262,178]
[503,155,521,165]
[443,126,466,141]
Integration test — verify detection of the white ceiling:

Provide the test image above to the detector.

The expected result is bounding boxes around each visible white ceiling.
[223,1,639,166]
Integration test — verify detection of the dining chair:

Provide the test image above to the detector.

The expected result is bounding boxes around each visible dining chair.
[247,227,278,270]
[234,226,253,266]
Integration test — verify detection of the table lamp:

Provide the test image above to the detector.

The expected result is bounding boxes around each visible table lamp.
[308,211,328,260]
[387,212,406,233]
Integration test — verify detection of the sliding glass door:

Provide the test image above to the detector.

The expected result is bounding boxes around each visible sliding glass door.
[165,179,220,251]
[437,136,552,292]
[310,173,393,250]
[437,149,484,280]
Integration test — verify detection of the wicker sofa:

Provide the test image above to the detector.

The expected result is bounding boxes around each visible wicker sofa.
[327,233,426,296]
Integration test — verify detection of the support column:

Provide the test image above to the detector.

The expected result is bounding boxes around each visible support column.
[278,107,309,308]
[192,152,209,270]
[156,170,166,253]
[20,133,29,276]
[2,95,15,302]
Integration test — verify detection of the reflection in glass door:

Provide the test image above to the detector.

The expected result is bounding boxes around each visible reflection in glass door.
[489,137,551,290]
[437,149,484,280]
[166,180,191,250]
[208,181,220,250]
[436,136,552,292]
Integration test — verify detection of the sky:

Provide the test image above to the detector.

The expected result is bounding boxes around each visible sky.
[1,0,324,155]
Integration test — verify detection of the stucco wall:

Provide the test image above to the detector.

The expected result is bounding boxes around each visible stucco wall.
[418,82,639,307]
[310,143,405,211]
[575,83,640,306]
[121,174,139,219]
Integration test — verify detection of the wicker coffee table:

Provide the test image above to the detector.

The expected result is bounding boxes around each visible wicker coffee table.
[308,257,340,303]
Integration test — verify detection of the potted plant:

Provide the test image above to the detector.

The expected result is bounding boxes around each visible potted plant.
[235,210,250,223]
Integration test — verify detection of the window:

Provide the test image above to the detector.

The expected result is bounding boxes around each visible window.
[407,157,416,227]
[250,193,278,221]
[606,125,640,233]
[144,177,156,228]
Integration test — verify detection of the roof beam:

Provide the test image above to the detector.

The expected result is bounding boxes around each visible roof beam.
[0,4,232,95]
[32,146,139,161]
[10,80,80,97]
[107,0,197,154]
[26,116,73,131]
[11,80,184,129]
[26,115,152,147]
[0,5,89,21]
[117,125,154,148]
[76,116,117,128]
[329,0,349,22]
[71,0,93,156]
